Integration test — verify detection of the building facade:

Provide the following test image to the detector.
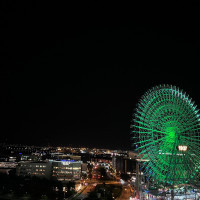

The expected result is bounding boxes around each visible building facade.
[52,160,82,181]
[16,161,52,179]
[16,160,82,181]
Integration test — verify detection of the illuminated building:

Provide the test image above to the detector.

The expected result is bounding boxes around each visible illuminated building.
[112,156,136,174]
[52,160,82,181]
[16,160,82,182]
[0,161,18,175]
[50,153,81,161]
[16,161,52,179]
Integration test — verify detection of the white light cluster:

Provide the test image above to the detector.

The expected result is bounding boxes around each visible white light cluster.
[62,161,70,165]
[178,145,188,151]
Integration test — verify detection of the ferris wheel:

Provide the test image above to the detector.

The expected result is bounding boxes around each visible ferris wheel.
[132,85,200,186]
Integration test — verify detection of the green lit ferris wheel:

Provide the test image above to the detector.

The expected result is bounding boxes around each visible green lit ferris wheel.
[132,85,200,186]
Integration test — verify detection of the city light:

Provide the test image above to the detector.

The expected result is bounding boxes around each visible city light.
[120,179,125,185]
[177,145,188,151]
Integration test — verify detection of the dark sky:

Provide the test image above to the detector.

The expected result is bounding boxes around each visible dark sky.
[1,2,200,149]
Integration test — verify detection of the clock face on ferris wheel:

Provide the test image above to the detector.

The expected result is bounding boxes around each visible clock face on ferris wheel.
[132,85,200,185]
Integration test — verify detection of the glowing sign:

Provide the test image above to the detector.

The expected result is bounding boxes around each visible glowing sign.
[177,145,188,151]
[61,160,74,165]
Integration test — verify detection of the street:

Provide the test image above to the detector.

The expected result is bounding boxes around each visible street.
[76,183,96,199]
[72,179,123,199]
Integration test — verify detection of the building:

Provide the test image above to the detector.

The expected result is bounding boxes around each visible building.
[16,161,52,179]
[50,153,81,161]
[81,163,87,174]
[52,160,82,181]
[0,161,18,175]
[91,153,112,163]
[16,160,82,182]
[112,156,136,174]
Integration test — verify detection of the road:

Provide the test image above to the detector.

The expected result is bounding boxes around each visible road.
[117,185,133,200]
[74,183,96,199]
[84,179,120,185]
[73,180,122,199]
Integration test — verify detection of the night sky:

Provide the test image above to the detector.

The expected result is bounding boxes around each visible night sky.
[1,2,200,149]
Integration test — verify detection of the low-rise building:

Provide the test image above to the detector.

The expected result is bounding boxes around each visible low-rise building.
[16,161,52,179]
[16,160,82,182]
[0,161,18,175]
[52,160,82,181]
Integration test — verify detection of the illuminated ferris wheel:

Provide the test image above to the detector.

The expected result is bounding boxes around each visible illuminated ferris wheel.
[132,85,200,186]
